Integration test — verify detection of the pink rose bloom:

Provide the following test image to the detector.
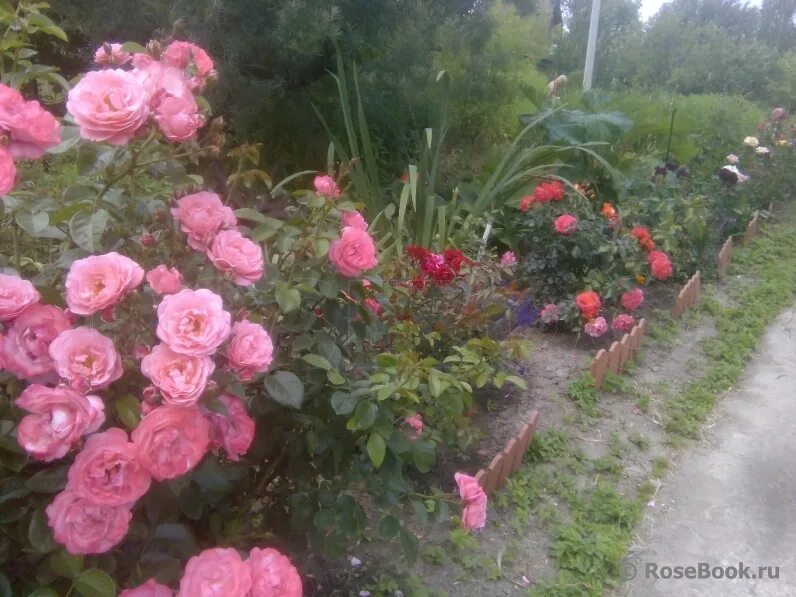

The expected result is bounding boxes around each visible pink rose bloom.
[205,394,255,462]
[15,384,101,461]
[454,472,487,531]
[177,548,252,597]
[540,303,559,325]
[612,314,635,333]
[0,145,16,195]
[0,303,71,380]
[65,252,144,315]
[405,414,423,439]
[156,288,231,356]
[0,97,61,159]
[584,316,608,338]
[66,428,151,506]
[155,93,204,142]
[341,210,368,230]
[329,227,379,277]
[132,405,210,480]
[94,43,132,67]
[206,229,264,286]
[0,273,39,321]
[170,191,237,251]
[248,547,303,597]
[649,250,673,280]
[120,579,173,597]
[363,297,381,316]
[141,343,215,406]
[554,214,578,235]
[67,69,150,144]
[132,61,192,105]
[621,288,644,311]
[227,320,273,381]
[162,41,215,91]
[46,490,131,555]
[500,251,517,267]
[49,327,123,391]
[147,265,184,295]
[313,175,341,198]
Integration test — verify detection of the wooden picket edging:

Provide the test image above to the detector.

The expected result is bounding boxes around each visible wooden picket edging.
[589,318,647,389]
[475,410,539,495]
[717,236,733,275]
[744,213,759,244]
[672,270,701,319]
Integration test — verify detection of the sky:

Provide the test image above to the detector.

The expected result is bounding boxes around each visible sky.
[639,0,763,21]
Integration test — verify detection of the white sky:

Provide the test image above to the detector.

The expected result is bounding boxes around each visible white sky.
[639,0,763,21]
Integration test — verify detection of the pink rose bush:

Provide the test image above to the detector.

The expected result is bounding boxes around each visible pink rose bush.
[65,252,144,315]
[207,229,264,286]
[154,93,204,142]
[584,316,608,338]
[247,547,304,596]
[329,226,379,277]
[15,384,104,461]
[94,43,132,66]
[67,70,151,144]
[612,314,635,333]
[205,394,255,462]
[171,191,237,251]
[227,320,274,381]
[156,288,231,356]
[49,327,123,391]
[66,428,151,506]
[0,83,61,159]
[141,343,215,406]
[454,472,487,531]
[0,303,71,379]
[0,272,39,321]
[119,579,173,597]
[132,405,210,480]
[46,491,132,554]
[146,264,184,294]
[405,414,424,439]
[177,548,252,597]
[314,174,341,198]
[621,288,644,311]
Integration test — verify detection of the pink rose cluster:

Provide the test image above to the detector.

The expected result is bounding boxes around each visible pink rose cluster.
[68,39,215,145]
[170,191,264,286]
[454,472,487,531]
[0,83,62,194]
[174,545,302,597]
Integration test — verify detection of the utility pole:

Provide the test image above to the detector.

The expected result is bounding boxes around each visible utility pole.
[583,0,601,91]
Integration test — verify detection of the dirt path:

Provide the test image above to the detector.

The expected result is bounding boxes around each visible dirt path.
[620,307,796,596]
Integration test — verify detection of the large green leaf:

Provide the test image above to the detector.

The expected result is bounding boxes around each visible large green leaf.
[69,210,108,252]
[367,433,386,468]
[263,371,305,409]
[74,569,115,597]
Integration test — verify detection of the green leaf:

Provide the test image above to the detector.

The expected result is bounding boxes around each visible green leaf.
[69,210,108,252]
[327,369,345,385]
[14,210,49,236]
[411,440,436,473]
[25,466,67,493]
[302,354,331,370]
[348,401,377,431]
[378,514,400,539]
[121,41,148,53]
[275,284,301,314]
[504,375,528,390]
[28,508,56,554]
[263,371,305,409]
[27,590,58,597]
[367,433,386,468]
[74,568,115,597]
[26,13,68,41]
[115,395,141,430]
[49,550,83,579]
[400,528,420,564]
[152,523,199,558]
[46,126,81,155]
[330,391,357,415]
[313,238,330,257]
[234,208,267,224]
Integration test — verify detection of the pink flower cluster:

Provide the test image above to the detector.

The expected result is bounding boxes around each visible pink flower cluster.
[454,473,487,531]
[0,83,62,194]
[174,546,302,596]
[69,39,214,145]
[170,191,264,286]
[2,252,274,555]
